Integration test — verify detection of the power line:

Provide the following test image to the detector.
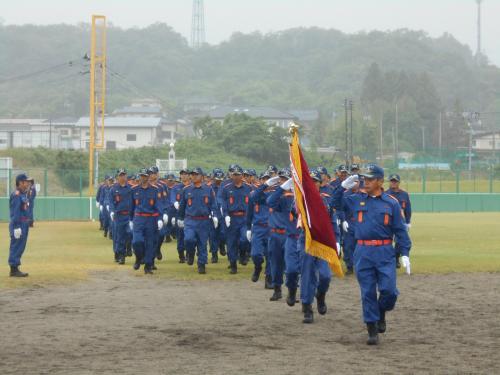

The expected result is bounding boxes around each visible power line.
[0,59,81,85]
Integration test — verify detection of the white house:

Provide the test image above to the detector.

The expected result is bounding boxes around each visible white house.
[75,116,162,150]
[472,131,500,151]
[205,106,297,129]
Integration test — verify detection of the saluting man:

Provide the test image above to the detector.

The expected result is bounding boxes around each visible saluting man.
[177,167,218,274]
[343,164,411,345]
[8,173,32,277]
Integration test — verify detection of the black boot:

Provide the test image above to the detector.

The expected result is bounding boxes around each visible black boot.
[144,265,154,275]
[286,288,297,307]
[125,241,133,257]
[251,265,262,282]
[133,256,141,270]
[118,256,125,265]
[9,266,28,277]
[164,235,172,243]
[270,286,282,301]
[114,253,119,263]
[198,264,206,274]
[187,252,195,266]
[211,254,218,264]
[345,267,354,275]
[109,231,113,240]
[179,254,186,263]
[230,261,237,274]
[240,254,248,266]
[152,264,158,270]
[302,303,314,324]
[264,274,273,289]
[378,310,386,333]
[366,323,379,345]
[316,292,327,315]
[104,230,108,237]
[156,247,163,261]
[219,243,226,256]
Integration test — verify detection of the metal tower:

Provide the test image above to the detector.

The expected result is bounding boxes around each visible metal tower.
[191,0,206,49]
[476,0,482,59]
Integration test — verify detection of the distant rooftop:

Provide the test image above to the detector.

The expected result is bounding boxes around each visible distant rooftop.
[207,106,297,120]
[75,117,162,128]
[113,106,162,115]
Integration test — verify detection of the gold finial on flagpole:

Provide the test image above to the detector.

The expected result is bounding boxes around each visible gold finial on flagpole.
[289,122,299,135]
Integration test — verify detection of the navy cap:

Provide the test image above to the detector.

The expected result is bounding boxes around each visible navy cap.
[267,165,278,173]
[260,170,271,179]
[116,168,127,176]
[232,165,243,175]
[338,165,348,173]
[361,164,384,179]
[212,168,223,175]
[191,167,204,175]
[310,170,322,182]
[389,174,401,182]
[350,163,360,172]
[316,166,328,175]
[164,173,176,180]
[243,169,256,177]
[15,173,31,184]
[138,168,149,177]
[179,168,191,174]
[278,168,291,179]
[228,164,239,173]
[214,171,225,180]
[128,175,136,180]
[148,166,159,174]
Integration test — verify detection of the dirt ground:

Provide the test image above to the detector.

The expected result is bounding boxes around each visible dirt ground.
[1,271,499,375]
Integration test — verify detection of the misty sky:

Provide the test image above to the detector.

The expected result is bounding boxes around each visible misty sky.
[2,0,499,66]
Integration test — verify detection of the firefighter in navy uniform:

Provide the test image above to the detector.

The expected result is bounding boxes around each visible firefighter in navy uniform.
[177,167,219,274]
[343,164,411,345]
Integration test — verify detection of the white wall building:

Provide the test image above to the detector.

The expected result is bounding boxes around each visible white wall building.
[472,132,500,151]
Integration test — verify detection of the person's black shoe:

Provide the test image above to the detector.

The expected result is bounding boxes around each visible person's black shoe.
[156,249,163,261]
[109,231,113,240]
[165,235,172,243]
[103,230,108,237]
[286,288,297,307]
[133,256,141,270]
[126,242,133,257]
[144,266,154,275]
[198,264,206,274]
[9,266,28,277]
[211,254,218,264]
[264,274,273,289]
[219,244,226,256]
[270,286,282,301]
[179,254,186,263]
[302,303,314,324]
[152,265,158,270]
[99,224,104,230]
[251,266,262,282]
[316,292,327,315]
[366,323,379,345]
[118,256,125,265]
[114,253,119,263]
[187,253,195,266]
[241,256,248,266]
[230,262,237,274]
[345,268,354,275]
[378,310,386,333]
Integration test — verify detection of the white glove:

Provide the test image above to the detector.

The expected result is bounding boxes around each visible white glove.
[177,219,184,228]
[406,223,411,231]
[171,217,176,226]
[265,176,281,186]
[341,175,359,190]
[13,228,22,239]
[157,220,163,231]
[246,230,252,242]
[129,221,134,231]
[336,242,341,257]
[174,201,180,210]
[225,216,231,228]
[342,221,349,232]
[213,217,219,229]
[280,178,293,191]
[95,202,100,208]
[99,205,103,212]
[106,205,110,212]
[163,214,169,224]
[110,212,115,221]
[401,255,411,275]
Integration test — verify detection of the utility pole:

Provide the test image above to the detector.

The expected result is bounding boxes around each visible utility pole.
[344,99,348,165]
[439,112,443,160]
[394,102,399,167]
[379,111,384,165]
[421,127,426,152]
[349,100,354,166]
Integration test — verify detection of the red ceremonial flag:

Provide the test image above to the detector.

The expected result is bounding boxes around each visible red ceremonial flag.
[289,128,343,277]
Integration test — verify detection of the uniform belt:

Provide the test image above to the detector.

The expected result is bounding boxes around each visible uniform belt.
[256,222,268,227]
[271,228,286,235]
[288,234,299,239]
[229,211,245,217]
[135,213,159,217]
[187,215,209,220]
[20,216,30,222]
[118,210,130,215]
[357,239,392,246]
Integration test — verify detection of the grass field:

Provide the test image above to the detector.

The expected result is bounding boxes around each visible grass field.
[1,212,499,289]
